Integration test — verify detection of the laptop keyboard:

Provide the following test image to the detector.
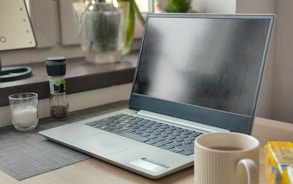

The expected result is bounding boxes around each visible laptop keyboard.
[85,114,202,156]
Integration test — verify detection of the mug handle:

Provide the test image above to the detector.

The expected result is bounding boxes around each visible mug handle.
[237,159,258,184]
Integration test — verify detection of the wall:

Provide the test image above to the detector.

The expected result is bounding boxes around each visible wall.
[273,0,293,123]
[192,0,236,13]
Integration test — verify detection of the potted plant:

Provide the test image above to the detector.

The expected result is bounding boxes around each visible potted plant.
[72,0,145,63]
[165,0,192,13]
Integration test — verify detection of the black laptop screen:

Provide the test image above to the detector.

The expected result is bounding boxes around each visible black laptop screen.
[130,14,274,134]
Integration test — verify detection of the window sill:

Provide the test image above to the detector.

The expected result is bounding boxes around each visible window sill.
[0,52,138,107]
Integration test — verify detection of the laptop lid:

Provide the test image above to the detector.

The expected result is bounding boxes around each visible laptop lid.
[129,13,274,134]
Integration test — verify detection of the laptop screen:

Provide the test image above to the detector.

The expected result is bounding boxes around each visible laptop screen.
[130,14,274,134]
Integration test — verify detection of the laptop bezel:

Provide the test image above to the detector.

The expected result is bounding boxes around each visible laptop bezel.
[129,13,274,134]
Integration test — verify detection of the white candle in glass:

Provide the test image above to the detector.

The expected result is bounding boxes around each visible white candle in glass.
[12,105,38,127]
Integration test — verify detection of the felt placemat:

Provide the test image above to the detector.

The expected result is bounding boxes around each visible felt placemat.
[0,121,90,181]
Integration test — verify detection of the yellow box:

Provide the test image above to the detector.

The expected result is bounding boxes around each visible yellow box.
[264,141,293,184]
[283,166,293,184]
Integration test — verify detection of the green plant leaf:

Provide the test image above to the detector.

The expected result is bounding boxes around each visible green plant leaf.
[118,0,145,55]
[119,0,134,55]
[130,0,145,26]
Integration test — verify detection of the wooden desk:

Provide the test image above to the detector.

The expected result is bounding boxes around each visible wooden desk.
[1,103,293,184]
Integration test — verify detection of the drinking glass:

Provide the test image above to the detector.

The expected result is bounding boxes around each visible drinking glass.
[8,92,38,131]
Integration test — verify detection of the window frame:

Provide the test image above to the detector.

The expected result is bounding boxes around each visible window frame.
[1,0,147,66]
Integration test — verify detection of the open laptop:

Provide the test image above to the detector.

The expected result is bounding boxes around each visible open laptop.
[39,13,274,179]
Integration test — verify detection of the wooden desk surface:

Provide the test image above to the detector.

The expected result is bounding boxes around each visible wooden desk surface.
[1,104,293,184]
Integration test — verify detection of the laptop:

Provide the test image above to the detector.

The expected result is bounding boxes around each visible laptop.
[39,13,274,179]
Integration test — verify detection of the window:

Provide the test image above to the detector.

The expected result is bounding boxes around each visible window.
[135,0,154,12]
[1,0,157,66]
[58,0,154,46]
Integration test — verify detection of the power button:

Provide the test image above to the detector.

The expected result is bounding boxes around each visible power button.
[0,36,7,43]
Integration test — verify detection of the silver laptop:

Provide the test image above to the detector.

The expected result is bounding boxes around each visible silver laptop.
[39,13,274,179]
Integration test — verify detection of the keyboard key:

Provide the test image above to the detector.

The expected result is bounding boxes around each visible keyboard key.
[144,139,158,145]
[112,130,149,142]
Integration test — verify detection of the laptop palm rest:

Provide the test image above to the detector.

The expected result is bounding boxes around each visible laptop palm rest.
[73,134,135,156]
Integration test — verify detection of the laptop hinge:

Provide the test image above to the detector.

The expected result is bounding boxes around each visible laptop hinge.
[137,110,229,133]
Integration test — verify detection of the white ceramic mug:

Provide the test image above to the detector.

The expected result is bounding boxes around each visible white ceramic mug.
[194,132,259,184]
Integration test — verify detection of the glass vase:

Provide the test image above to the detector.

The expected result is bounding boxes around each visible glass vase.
[73,0,129,64]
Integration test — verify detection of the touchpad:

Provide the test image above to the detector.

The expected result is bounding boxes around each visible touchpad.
[73,134,135,156]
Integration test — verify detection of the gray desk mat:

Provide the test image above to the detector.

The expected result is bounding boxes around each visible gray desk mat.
[0,102,127,181]
[0,119,90,181]
[0,101,127,181]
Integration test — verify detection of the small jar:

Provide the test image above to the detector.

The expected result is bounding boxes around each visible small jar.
[45,57,69,119]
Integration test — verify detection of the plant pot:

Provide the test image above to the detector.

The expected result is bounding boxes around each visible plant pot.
[73,1,129,64]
